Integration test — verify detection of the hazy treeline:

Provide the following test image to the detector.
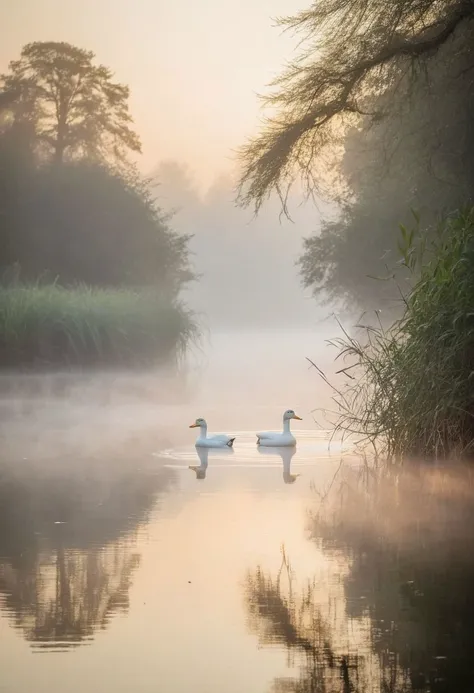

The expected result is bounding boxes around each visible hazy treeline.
[0,41,193,296]
[0,42,197,368]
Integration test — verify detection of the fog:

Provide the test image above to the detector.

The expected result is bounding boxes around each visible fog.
[0,153,346,466]
[0,326,343,465]
[153,161,336,330]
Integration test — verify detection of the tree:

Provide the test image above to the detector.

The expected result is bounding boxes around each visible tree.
[237,0,474,212]
[0,160,195,293]
[297,19,474,312]
[1,42,141,165]
[0,43,195,294]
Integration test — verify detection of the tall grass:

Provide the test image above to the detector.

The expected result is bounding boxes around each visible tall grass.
[312,208,474,461]
[0,283,199,369]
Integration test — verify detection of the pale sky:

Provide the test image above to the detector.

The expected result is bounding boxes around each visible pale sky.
[0,0,306,189]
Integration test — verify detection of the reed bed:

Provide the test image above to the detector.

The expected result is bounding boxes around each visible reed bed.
[311,208,474,461]
[0,283,199,369]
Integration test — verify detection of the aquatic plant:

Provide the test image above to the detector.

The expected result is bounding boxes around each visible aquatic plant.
[0,283,199,369]
[311,208,474,461]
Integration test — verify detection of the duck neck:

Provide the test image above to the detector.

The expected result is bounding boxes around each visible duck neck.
[283,417,291,434]
[199,423,208,438]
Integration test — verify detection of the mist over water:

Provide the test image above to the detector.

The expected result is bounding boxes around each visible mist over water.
[2,157,465,689]
[2,327,474,692]
[0,324,340,463]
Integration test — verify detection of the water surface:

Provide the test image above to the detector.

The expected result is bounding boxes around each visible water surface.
[1,330,473,693]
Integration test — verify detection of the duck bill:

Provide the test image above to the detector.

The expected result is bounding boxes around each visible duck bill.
[189,423,199,428]
[292,415,302,420]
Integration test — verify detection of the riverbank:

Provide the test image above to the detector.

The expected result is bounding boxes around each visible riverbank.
[0,284,198,369]
[318,208,474,461]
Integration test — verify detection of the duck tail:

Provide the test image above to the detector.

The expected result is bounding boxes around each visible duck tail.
[227,437,236,447]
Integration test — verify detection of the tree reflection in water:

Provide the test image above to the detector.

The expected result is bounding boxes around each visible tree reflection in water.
[244,547,362,693]
[0,457,175,650]
[309,463,474,693]
[244,464,474,693]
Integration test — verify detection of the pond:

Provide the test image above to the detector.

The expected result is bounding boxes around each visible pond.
[0,330,473,693]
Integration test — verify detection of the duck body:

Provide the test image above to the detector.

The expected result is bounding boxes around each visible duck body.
[256,410,302,448]
[190,418,235,448]
[195,433,235,449]
[256,431,296,447]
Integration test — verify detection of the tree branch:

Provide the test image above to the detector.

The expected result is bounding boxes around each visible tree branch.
[237,0,474,212]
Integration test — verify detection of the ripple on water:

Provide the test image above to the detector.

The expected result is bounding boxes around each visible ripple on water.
[156,429,351,469]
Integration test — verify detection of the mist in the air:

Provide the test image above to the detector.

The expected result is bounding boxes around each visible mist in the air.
[153,160,336,330]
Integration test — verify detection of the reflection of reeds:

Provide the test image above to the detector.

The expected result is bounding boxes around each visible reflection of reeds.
[244,547,362,693]
[309,465,474,692]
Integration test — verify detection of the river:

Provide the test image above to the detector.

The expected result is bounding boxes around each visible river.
[0,329,473,693]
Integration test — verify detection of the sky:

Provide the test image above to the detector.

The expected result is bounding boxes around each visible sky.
[0,0,306,190]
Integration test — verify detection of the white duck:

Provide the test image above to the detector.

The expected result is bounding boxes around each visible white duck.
[256,409,302,447]
[189,418,236,448]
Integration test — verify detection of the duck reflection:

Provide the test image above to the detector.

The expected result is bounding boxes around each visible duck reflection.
[0,458,176,650]
[188,446,234,480]
[257,446,301,484]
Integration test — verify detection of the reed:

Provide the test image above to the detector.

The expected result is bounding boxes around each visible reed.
[0,283,199,369]
[311,208,474,461]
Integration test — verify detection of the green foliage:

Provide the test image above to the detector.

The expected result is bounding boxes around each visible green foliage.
[1,42,141,164]
[0,283,198,369]
[315,208,474,460]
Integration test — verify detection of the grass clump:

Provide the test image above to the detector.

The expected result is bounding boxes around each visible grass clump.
[0,283,199,369]
[313,208,474,461]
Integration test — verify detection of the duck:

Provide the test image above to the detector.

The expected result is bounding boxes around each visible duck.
[256,409,302,447]
[189,418,236,448]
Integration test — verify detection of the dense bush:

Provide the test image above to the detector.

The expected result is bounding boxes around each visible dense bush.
[1,159,194,292]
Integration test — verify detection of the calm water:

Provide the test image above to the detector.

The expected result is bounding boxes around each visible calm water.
[1,330,474,693]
